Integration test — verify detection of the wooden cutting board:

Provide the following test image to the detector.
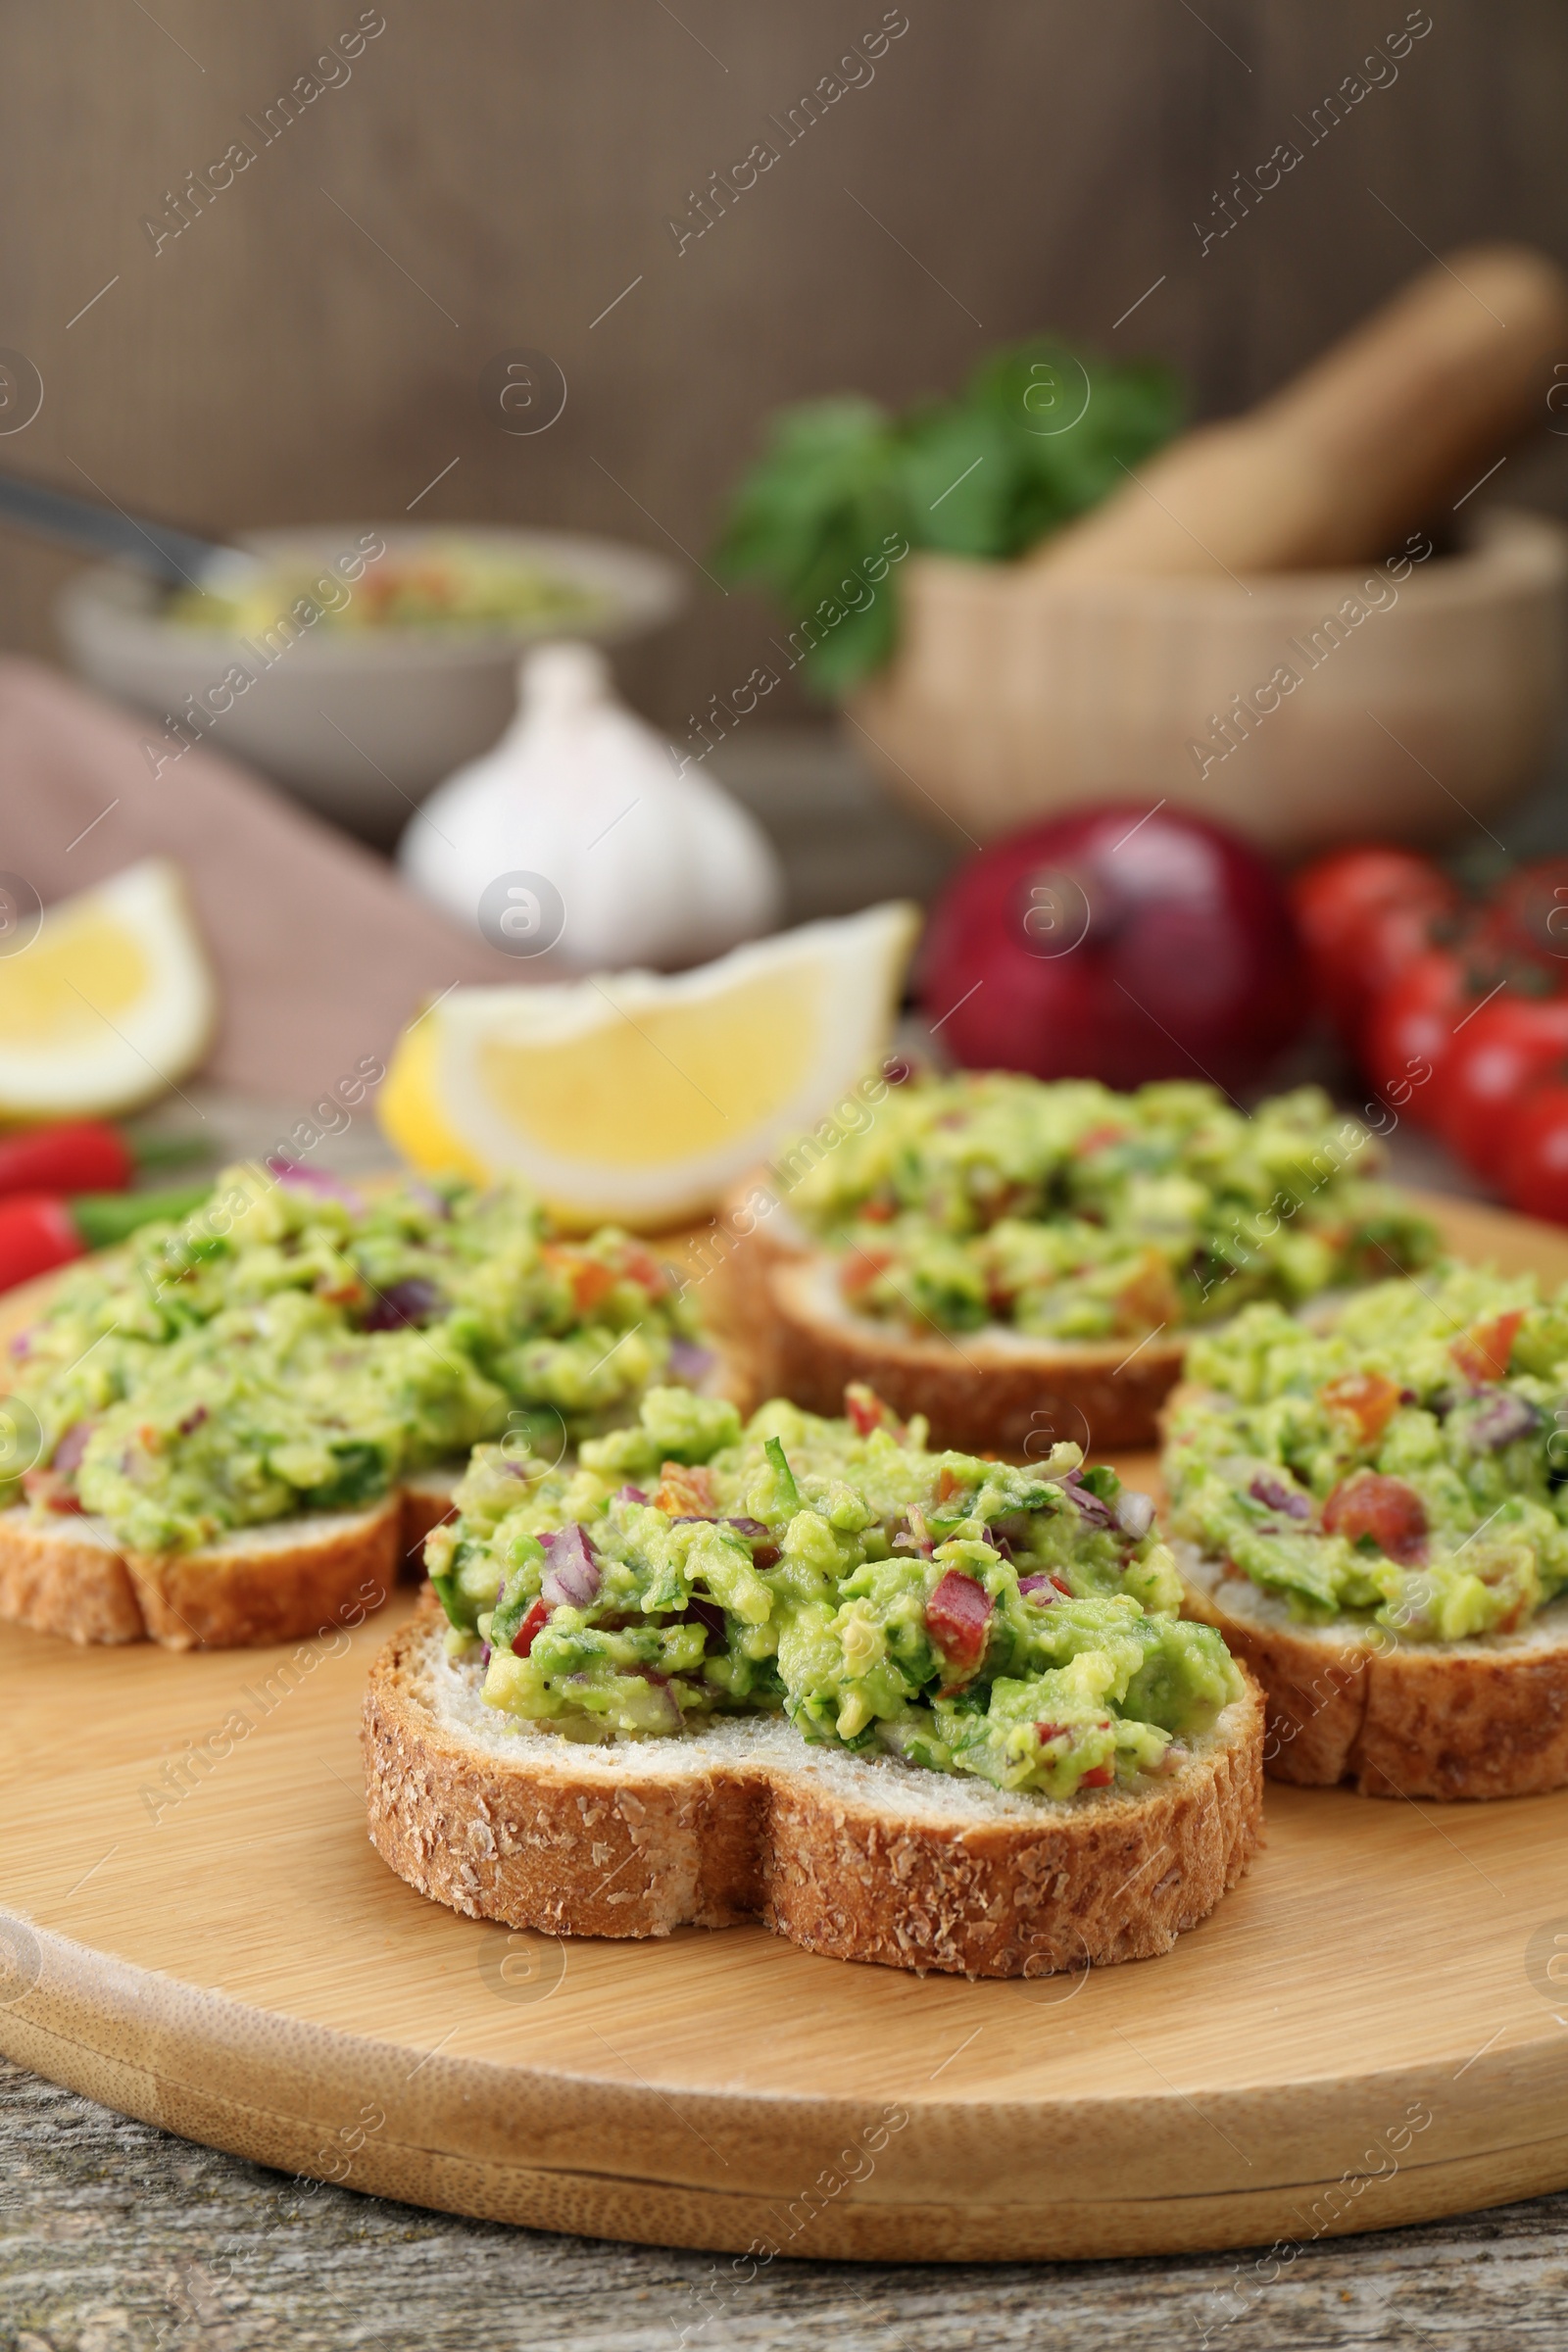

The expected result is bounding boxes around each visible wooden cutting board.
[2,1190,1568,2263]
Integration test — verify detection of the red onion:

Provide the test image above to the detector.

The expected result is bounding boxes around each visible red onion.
[918,803,1304,1094]
[362,1277,446,1332]
[1060,1470,1115,1530]
[1465,1392,1540,1451]
[1114,1490,1155,1541]
[726,1516,771,1540]
[1248,1472,1312,1521]
[613,1485,650,1505]
[668,1338,716,1384]
[1018,1572,1071,1601]
[53,1420,96,1473]
[175,1404,209,1439]
[539,1524,601,1607]
[266,1157,365,1212]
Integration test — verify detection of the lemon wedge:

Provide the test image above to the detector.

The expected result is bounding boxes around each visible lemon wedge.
[0,858,217,1119]
[380,903,920,1227]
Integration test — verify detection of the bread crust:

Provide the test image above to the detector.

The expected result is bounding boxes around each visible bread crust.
[0,1508,144,1645]
[717,1181,1186,1454]
[398,1466,461,1566]
[1178,1545,1568,1800]
[126,1498,401,1650]
[0,1493,402,1651]
[362,1616,1264,1979]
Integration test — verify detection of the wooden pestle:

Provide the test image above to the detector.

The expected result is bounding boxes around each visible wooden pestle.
[1033,244,1568,579]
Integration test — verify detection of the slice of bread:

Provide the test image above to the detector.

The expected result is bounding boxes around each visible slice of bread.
[0,1493,401,1650]
[363,1614,1264,1979]
[398,1463,462,1563]
[1178,1543,1568,1800]
[126,1498,402,1650]
[719,1200,1186,1454]
[0,1508,145,1646]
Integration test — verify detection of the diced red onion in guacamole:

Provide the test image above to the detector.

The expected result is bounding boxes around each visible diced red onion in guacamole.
[613,1485,650,1505]
[667,1338,716,1385]
[1060,1470,1115,1529]
[1114,1490,1154,1541]
[52,1420,96,1474]
[540,1523,601,1606]
[266,1157,365,1212]
[1247,1472,1312,1521]
[1465,1391,1540,1451]
[362,1277,446,1332]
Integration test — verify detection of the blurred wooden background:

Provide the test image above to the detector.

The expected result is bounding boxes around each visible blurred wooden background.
[0,0,1565,735]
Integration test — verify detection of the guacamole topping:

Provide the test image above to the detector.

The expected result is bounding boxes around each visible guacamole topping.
[781,1076,1436,1342]
[427,1383,1242,1795]
[1165,1264,1568,1641]
[166,537,604,637]
[3,1164,702,1554]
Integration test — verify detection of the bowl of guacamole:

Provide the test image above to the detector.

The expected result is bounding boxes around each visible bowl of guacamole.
[428,1382,1241,1796]
[1165,1262,1568,1641]
[2,1162,706,1557]
[779,1075,1438,1346]
[58,525,686,840]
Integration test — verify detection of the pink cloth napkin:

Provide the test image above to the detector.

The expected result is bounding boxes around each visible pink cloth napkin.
[0,658,519,1100]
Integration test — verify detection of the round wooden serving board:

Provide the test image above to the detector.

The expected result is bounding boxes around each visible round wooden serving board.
[5,1190,1568,2263]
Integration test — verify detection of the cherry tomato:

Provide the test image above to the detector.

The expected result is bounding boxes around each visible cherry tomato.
[1291,848,1459,1046]
[1501,1082,1568,1225]
[1469,858,1568,978]
[1319,1370,1401,1446]
[1449,1310,1524,1385]
[1432,996,1568,1179]
[1361,951,1466,1128]
[1322,1471,1428,1564]
[926,1568,993,1682]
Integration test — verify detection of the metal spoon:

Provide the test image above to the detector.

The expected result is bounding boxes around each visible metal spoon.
[0,467,258,592]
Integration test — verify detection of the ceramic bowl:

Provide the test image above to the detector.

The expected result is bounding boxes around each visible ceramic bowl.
[59,522,686,840]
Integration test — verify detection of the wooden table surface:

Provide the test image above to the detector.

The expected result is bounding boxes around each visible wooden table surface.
[7,2045,1568,2350]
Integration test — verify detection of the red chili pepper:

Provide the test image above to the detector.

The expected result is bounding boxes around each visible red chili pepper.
[0,1198,83,1289]
[0,1122,134,1198]
[512,1599,551,1658]
[0,1184,214,1294]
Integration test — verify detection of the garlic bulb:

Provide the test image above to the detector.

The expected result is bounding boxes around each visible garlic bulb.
[399,642,783,970]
